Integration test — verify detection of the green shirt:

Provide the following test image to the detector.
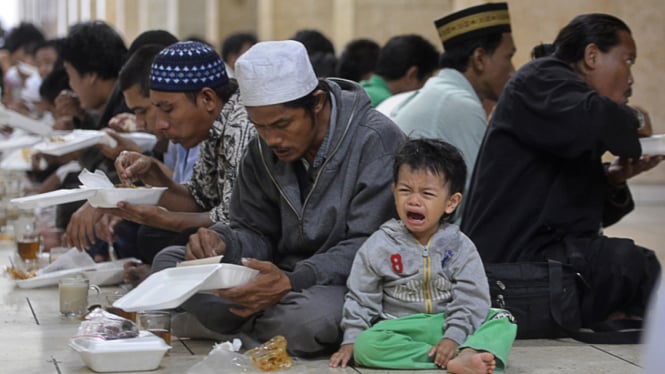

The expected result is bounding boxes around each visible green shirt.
[360,74,392,107]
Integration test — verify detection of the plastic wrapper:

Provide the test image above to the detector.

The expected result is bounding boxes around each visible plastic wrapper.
[187,338,252,374]
[246,335,293,371]
[75,307,139,340]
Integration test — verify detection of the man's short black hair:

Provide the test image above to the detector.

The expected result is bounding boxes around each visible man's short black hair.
[60,21,127,80]
[118,45,165,97]
[221,32,257,62]
[553,13,631,64]
[4,22,45,54]
[291,29,337,77]
[375,34,439,81]
[39,67,70,105]
[439,32,504,72]
[336,38,380,82]
[127,30,178,57]
[393,138,467,197]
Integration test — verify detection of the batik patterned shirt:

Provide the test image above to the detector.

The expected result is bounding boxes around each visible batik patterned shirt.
[185,90,255,223]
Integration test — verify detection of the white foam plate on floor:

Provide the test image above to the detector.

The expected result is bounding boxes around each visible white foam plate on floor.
[15,258,140,288]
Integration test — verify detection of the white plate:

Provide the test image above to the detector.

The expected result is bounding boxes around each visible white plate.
[88,187,167,208]
[640,134,665,156]
[0,148,32,171]
[3,109,53,136]
[113,264,222,312]
[9,187,166,209]
[15,265,97,289]
[34,130,105,156]
[0,134,41,152]
[10,189,98,209]
[83,258,140,286]
[70,330,170,372]
[119,132,157,152]
[15,258,139,288]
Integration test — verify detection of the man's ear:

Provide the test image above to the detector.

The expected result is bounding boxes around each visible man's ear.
[470,47,488,73]
[312,90,327,113]
[405,66,419,81]
[583,43,600,69]
[199,87,217,111]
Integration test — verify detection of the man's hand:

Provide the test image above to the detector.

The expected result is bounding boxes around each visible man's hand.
[329,344,354,368]
[607,155,664,186]
[54,90,84,119]
[184,227,227,260]
[94,213,122,243]
[64,202,104,251]
[215,258,292,317]
[108,113,142,132]
[97,129,142,160]
[428,338,459,368]
[115,151,153,185]
[99,203,169,228]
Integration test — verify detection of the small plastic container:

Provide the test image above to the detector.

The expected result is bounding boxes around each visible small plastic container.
[69,330,170,372]
[640,134,665,156]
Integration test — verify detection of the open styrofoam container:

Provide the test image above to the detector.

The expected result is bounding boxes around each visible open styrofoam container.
[69,331,170,372]
[113,263,258,312]
[199,263,259,291]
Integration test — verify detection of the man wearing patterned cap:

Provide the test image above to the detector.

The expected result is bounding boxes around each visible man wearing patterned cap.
[390,2,515,220]
[152,40,405,356]
[95,41,256,258]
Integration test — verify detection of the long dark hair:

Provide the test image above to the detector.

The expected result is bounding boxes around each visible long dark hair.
[553,14,631,64]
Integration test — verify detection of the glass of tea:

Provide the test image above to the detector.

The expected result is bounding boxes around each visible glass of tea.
[138,311,171,345]
[16,223,41,261]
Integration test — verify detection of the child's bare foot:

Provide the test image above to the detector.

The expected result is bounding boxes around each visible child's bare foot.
[447,348,496,374]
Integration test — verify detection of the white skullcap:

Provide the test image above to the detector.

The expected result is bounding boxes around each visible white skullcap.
[235,40,319,106]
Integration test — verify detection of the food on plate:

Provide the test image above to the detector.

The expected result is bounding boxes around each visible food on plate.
[20,148,31,161]
[6,266,37,280]
[48,136,66,143]
[246,335,293,371]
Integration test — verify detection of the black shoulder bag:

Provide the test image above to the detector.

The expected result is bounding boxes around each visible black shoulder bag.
[485,260,642,344]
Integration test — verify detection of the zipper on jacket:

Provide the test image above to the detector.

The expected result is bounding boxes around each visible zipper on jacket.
[419,238,434,314]
[258,81,361,243]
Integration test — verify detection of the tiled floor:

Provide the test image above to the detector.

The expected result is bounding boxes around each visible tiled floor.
[0,183,662,373]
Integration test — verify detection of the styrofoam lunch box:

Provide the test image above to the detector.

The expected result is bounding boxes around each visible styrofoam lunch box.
[69,331,170,372]
[640,134,665,156]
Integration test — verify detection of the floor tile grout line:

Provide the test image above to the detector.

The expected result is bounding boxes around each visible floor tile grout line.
[26,296,39,325]
[49,355,63,374]
[178,337,195,355]
[591,345,642,368]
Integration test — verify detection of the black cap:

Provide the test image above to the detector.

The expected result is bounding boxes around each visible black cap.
[434,2,511,49]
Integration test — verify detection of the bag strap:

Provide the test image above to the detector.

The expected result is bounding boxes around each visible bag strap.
[547,259,641,344]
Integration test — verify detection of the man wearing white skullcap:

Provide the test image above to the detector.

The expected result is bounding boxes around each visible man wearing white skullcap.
[152,40,406,356]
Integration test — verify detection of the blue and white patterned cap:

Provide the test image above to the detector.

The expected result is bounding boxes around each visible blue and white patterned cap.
[149,41,229,92]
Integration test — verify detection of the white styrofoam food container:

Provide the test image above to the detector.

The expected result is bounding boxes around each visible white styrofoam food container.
[69,331,170,372]
[640,134,665,156]
[199,263,259,290]
[87,186,167,208]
